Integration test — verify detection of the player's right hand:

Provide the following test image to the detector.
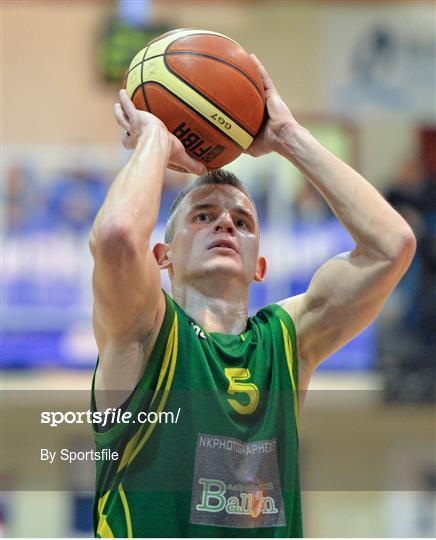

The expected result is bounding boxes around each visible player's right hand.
[114,90,207,175]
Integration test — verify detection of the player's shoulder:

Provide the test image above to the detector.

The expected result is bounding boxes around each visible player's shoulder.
[252,295,303,337]
[276,293,305,324]
[255,293,304,320]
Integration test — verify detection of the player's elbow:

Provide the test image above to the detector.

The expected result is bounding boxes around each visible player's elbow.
[89,222,142,263]
[388,225,416,273]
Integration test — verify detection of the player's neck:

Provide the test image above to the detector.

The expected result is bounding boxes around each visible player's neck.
[171,282,249,335]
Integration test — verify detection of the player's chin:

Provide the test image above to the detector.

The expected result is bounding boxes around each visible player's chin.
[200,257,244,275]
[203,250,239,263]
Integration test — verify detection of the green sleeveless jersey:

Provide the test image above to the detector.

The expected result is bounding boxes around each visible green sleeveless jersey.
[91,291,302,537]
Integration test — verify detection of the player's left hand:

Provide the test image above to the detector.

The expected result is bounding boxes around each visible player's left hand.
[115,90,207,175]
[245,55,297,157]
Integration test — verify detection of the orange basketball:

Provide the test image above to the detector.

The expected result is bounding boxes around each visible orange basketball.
[124,29,265,169]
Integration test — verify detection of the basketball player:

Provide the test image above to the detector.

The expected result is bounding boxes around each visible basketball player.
[89,56,416,537]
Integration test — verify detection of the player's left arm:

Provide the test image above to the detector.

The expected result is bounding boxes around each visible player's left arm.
[247,55,416,380]
[276,123,416,369]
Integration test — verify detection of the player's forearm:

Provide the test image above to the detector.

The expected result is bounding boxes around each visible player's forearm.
[277,122,416,264]
[90,126,170,250]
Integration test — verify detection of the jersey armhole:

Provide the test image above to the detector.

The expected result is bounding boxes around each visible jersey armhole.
[269,303,299,391]
[270,303,300,436]
[90,289,176,446]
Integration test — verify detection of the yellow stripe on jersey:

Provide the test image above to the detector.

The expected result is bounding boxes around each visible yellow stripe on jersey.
[116,321,175,472]
[150,319,175,408]
[126,313,179,466]
[96,490,114,538]
[117,313,179,473]
[118,483,133,538]
[280,320,300,435]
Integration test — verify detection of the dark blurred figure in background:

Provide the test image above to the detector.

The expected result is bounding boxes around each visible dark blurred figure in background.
[4,164,108,236]
[294,182,332,224]
[4,163,45,234]
[382,155,436,402]
[386,156,436,345]
[47,168,107,234]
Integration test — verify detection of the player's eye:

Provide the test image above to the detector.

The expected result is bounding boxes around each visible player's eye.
[236,218,248,228]
[194,213,212,222]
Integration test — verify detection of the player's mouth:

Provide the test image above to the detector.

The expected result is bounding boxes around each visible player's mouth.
[207,239,239,254]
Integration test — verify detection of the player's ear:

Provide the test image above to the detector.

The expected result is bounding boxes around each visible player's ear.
[153,242,172,270]
[254,255,267,283]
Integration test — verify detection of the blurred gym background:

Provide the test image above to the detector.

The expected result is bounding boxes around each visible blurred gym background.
[1,0,435,537]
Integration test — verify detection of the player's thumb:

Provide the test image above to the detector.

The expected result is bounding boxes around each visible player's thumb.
[179,151,207,176]
[266,93,289,116]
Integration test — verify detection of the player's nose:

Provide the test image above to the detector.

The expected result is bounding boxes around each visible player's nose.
[214,212,235,234]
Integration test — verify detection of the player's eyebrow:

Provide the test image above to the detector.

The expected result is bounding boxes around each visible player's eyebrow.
[189,203,254,220]
[233,205,254,220]
[189,203,217,213]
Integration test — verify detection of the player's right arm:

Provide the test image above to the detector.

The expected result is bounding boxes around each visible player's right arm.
[90,90,206,410]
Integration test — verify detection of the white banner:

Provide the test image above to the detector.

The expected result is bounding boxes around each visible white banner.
[322,4,435,119]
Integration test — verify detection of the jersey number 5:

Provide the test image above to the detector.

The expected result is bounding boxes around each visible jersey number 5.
[224,368,259,415]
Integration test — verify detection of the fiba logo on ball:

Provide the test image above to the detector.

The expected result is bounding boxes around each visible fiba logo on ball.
[123,29,266,168]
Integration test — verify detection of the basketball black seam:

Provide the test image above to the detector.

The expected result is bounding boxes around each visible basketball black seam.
[164,51,263,99]
[140,46,151,112]
[160,32,262,100]
[129,54,263,137]
[131,52,263,103]
[128,60,143,74]
[130,32,239,71]
[145,81,245,152]
[163,54,257,138]
[130,51,262,135]
[163,32,239,55]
